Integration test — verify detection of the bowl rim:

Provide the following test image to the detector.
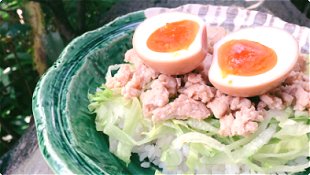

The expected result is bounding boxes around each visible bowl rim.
[32,10,145,174]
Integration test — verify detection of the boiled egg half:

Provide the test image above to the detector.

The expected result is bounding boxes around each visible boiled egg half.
[208,27,299,97]
[133,12,207,75]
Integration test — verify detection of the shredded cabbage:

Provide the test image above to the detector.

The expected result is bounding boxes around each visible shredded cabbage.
[89,86,310,173]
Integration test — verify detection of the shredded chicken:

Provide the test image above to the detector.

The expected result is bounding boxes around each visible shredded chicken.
[122,63,157,98]
[140,75,179,117]
[219,113,234,136]
[157,74,180,96]
[259,94,284,110]
[120,50,158,98]
[230,97,252,110]
[258,56,309,112]
[152,94,211,121]
[179,73,216,103]
[105,64,133,89]
[206,90,231,118]
[292,55,307,73]
[105,47,309,136]
[219,99,263,136]
[214,95,264,136]
[140,79,169,117]
[124,49,143,67]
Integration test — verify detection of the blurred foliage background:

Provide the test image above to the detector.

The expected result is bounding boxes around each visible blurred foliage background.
[0,0,309,159]
[0,0,117,157]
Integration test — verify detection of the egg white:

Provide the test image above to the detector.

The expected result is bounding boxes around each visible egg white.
[209,26,299,97]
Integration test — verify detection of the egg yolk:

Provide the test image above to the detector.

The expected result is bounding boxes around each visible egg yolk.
[218,39,277,76]
[147,20,199,52]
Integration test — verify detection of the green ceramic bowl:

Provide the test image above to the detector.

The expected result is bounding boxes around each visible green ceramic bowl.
[32,10,149,174]
[32,4,309,174]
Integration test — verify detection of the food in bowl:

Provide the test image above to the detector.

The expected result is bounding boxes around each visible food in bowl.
[209,27,299,97]
[133,12,207,75]
[88,12,309,174]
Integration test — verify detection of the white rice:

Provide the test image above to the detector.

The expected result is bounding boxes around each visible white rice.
[140,161,151,168]
[111,124,307,174]
[129,134,259,174]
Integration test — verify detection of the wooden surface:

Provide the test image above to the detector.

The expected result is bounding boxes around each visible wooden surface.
[0,0,309,174]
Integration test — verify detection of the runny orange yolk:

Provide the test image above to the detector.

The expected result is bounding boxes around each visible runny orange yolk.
[147,20,199,52]
[218,39,277,76]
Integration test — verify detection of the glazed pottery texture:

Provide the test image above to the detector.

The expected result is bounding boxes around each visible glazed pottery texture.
[32,11,151,174]
[32,4,309,174]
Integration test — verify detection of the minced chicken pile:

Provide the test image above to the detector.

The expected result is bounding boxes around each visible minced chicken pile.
[105,27,310,137]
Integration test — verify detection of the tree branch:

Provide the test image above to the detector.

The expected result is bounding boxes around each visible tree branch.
[25,2,48,76]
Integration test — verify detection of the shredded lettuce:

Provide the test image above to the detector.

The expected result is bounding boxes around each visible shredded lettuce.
[89,86,145,163]
[171,132,228,153]
[160,147,182,170]
[186,143,201,172]
[89,87,310,173]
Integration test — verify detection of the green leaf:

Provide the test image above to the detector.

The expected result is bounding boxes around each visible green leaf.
[0,0,21,11]
[4,52,31,60]
[0,67,10,86]
[0,11,9,21]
